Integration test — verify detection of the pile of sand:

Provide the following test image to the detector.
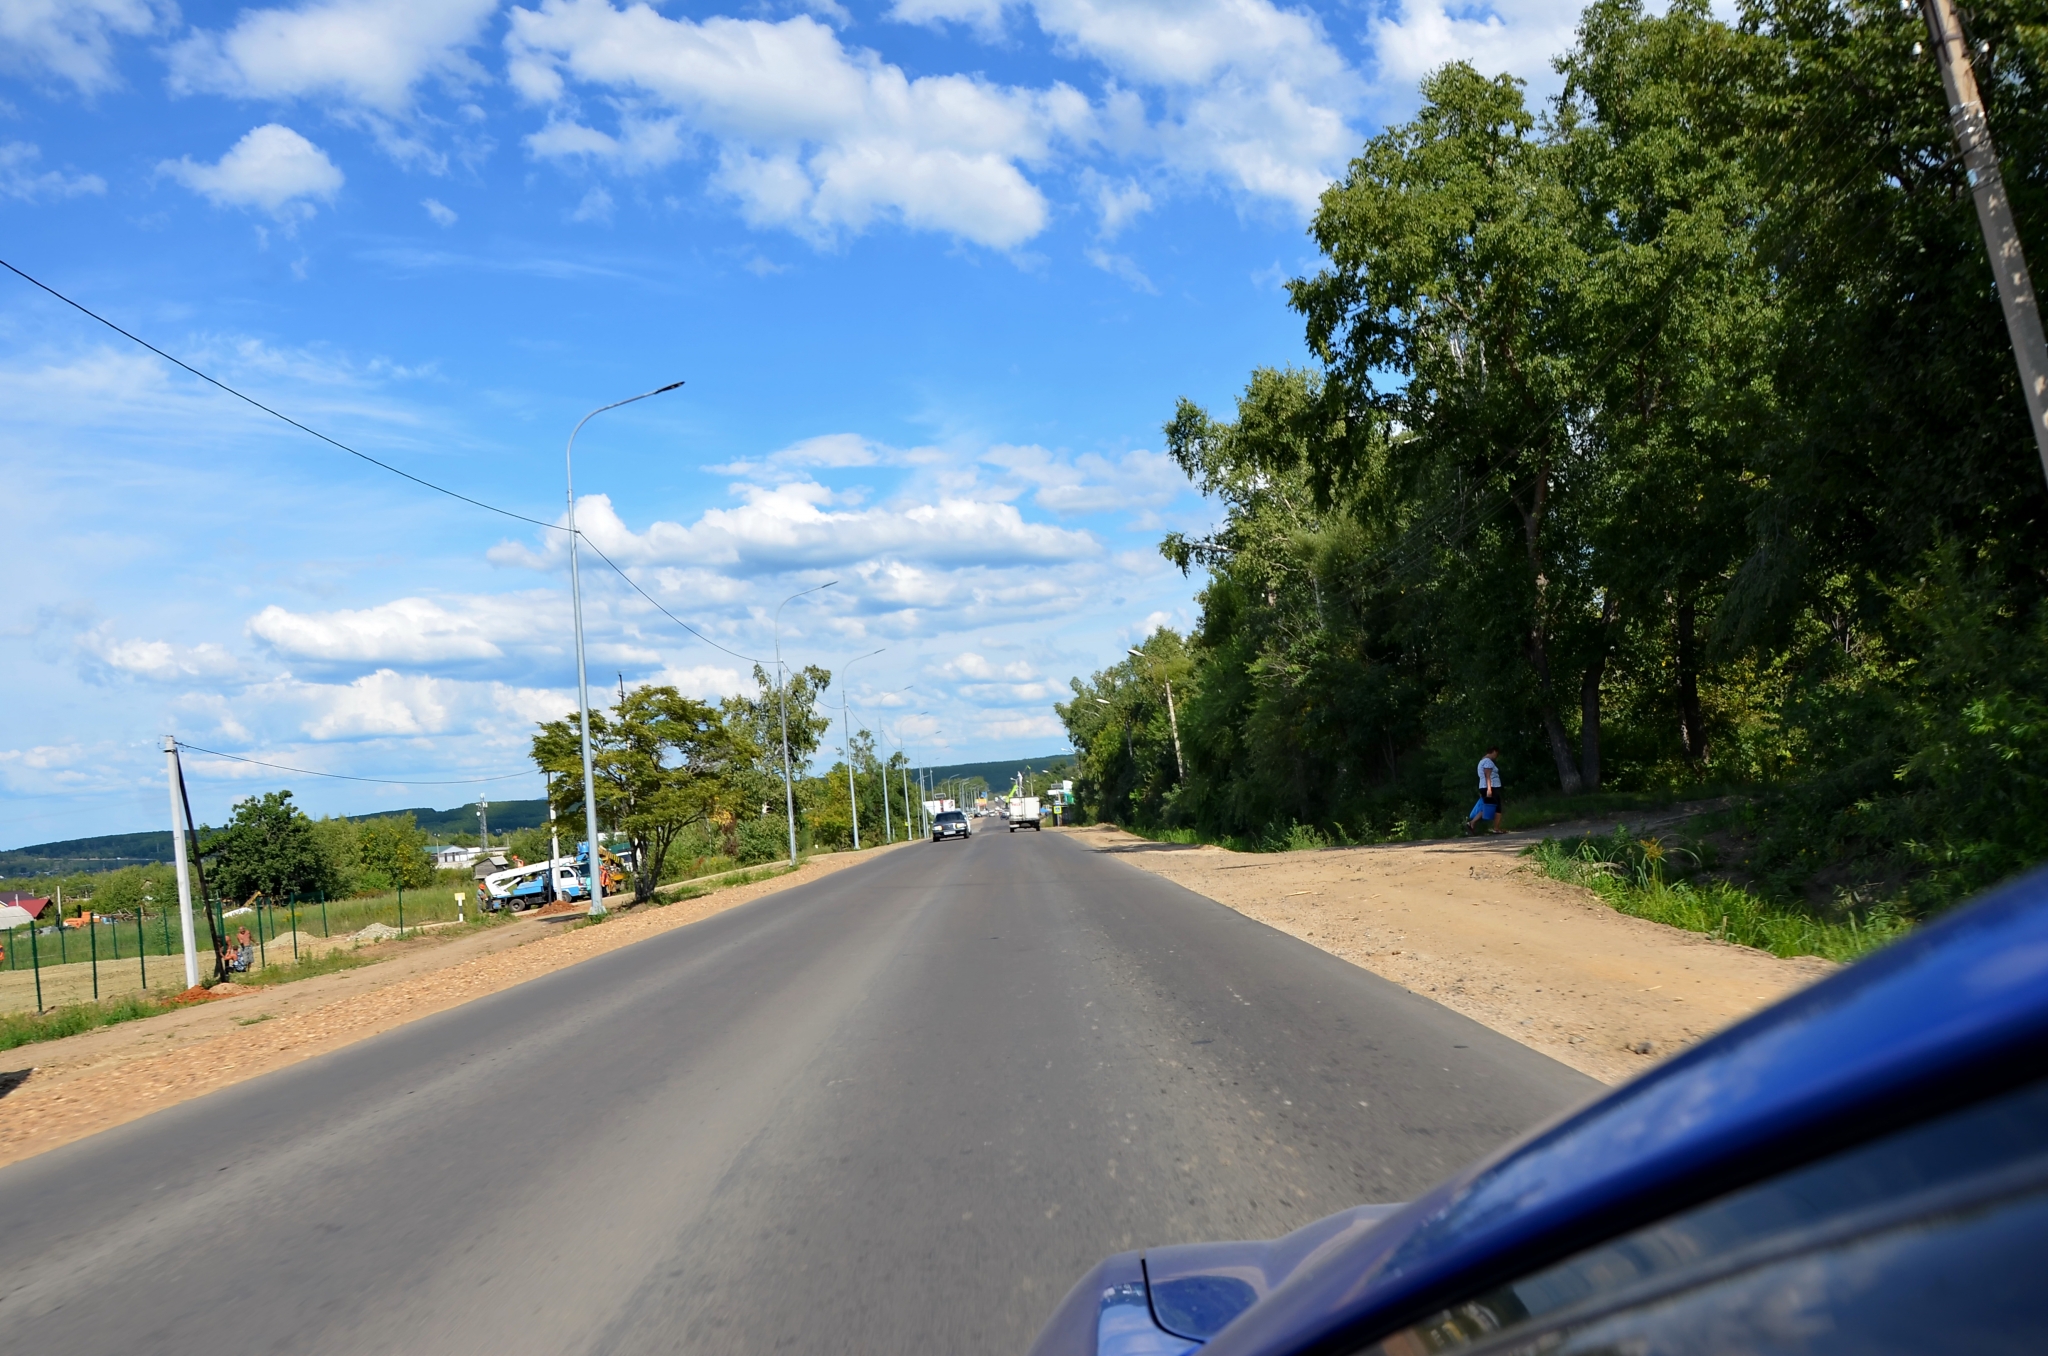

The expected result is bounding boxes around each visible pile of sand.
[350,922,403,943]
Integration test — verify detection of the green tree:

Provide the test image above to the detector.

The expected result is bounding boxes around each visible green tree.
[202,790,336,905]
[355,814,435,892]
[533,685,760,901]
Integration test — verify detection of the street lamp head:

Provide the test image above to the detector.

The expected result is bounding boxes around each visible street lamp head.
[655,380,686,394]
[1127,648,1144,659]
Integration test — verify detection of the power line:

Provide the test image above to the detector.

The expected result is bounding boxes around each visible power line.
[2,258,567,533]
[174,741,536,786]
[2,257,763,664]
[574,534,766,664]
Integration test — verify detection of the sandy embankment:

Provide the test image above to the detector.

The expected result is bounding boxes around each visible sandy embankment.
[1064,824,1835,1084]
[0,846,908,1169]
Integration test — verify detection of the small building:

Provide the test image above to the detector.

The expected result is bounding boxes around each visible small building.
[0,895,52,931]
[428,845,486,871]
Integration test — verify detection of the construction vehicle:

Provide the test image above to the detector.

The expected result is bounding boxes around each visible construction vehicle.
[479,840,633,911]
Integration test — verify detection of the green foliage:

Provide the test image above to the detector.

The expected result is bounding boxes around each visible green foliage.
[0,991,176,1051]
[353,814,436,893]
[201,790,336,904]
[1529,830,1910,961]
[532,683,766,898]
[1058,0,2048,918]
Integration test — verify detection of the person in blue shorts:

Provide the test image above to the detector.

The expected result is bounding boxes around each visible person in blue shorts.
[1466,746,1504,835]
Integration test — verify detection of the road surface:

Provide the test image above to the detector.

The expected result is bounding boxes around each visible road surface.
[0,823,1597,1354]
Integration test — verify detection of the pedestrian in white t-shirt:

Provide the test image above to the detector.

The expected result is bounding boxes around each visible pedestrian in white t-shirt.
[1466,747,1504,835]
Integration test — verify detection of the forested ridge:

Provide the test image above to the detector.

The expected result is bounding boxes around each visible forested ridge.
[1058,0,2048,920]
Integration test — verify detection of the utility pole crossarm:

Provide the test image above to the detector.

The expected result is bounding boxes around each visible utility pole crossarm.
[1920,0,2048,480]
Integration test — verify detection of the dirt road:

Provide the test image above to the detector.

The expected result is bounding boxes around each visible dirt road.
[1065,824,1836,1083]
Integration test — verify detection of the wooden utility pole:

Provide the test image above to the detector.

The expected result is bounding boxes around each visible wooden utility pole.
[1920,0,2048,483]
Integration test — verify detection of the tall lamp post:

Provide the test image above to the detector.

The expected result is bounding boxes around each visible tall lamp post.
[774,581,837,865]
[565,380,684,916]
[871,697,916,843]
[834,649,886,850]
[1128,647,1184,782]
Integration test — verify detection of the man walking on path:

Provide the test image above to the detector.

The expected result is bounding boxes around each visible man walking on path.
[1467,747,1504,835]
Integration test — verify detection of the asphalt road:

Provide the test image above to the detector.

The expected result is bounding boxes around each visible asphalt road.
[0,823,1597,1355]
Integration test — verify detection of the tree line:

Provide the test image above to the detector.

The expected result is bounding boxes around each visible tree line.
[1060,0,2047,915]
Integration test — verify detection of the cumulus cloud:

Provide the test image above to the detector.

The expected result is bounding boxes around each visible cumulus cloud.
[939,651,1036,681]
[159,123,344,222]
[0,0,163,94]
[889,0,1006,36]
[78,623,241,682]
[897,0,1363,212]
[294,668,457,738]
[0,141,106,200]
[248,593,569,666]
[1368,0,1582,104]
[493,486,1100,574]
[505,3,1092,248]
[166,0,499,114]
[995,445,1185,515]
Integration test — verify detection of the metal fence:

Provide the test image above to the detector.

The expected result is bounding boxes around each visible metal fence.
[1,884,475,1016]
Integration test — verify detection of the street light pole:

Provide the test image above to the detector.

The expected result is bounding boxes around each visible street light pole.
[1129,647,1184,782]
[835,648,886,850]
[774,581,837,865]
[566,380,683,917]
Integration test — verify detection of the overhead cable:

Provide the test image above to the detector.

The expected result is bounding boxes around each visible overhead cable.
[2,258,566,533]
[175,741,536,786]
[2,257,760,662]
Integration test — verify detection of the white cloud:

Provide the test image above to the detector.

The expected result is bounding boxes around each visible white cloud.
[0,141,106,200]
[78,624,241,681]
[707,431,939,477]
[995,445,1184,514]
[939,651,1036,681]
[0,0,162,94]
[159,123,344,223]
[923,0,1363,212]
[505,3,1092,248]
[249,594,568,665]
[980,712,1064,740]
[569,184,613,222]
[166,0,499,114]
[1368,0,1581,103]
[1084,246,1153,292]
[295,668,456,738]
[642,663,747,700]
[493,486,1101,574]
[1089,172,1150,237]
[889,0,1006,37]
[423,196,458,225]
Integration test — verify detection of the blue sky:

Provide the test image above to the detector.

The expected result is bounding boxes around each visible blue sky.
[1,0,1585,843]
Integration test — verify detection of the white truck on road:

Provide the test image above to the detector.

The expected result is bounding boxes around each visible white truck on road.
[1007,796,1042,831]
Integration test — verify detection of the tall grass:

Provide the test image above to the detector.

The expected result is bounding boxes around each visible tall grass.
[1527,828,1911,963]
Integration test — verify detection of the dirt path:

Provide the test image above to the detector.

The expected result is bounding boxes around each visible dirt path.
[0,846,908,1169]
[1064,824,1836,1083]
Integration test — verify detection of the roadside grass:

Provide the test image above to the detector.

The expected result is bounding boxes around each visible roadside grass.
[0,991,176,1052]
[234,946,381,987]
[1527,828,1911,963]
[652,861,799,904]
[1103,786,1752,854]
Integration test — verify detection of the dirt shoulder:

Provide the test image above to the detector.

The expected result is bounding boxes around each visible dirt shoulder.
[1064,824,1836,1084]
[0,845,908,1169]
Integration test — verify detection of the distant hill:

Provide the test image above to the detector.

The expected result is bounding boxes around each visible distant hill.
[1,799,554,877]
[2,766,1068,878]
[915,755,1074,797]
[0,831,179,877]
